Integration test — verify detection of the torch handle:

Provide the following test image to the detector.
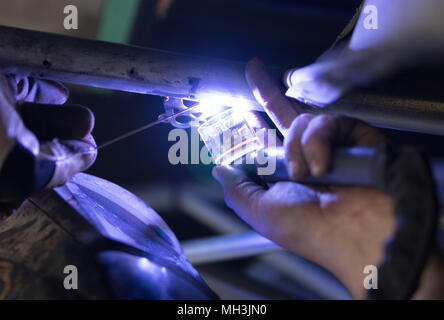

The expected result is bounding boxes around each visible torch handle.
[235,146,385,187]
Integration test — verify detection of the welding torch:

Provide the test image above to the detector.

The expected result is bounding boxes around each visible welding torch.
[234,146,383,187]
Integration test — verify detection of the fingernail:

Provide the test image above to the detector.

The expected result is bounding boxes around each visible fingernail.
[310,160,322,177]
[287,160,299,179]
[212,166,232,185]
[212,166,221,181]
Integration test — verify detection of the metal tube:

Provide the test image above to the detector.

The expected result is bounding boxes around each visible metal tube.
[0,25,263,110]
[182,231,282,265]
[312,92,444,136]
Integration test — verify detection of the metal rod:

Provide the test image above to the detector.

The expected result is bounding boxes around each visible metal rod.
[182,231,282,265]
[97,104,199,149]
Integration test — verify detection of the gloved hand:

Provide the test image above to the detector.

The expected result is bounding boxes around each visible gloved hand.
[212,59,395,299]
[285,0,444,106]
[0,73,96,205]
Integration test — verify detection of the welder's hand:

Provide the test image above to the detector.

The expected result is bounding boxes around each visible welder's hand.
[212,59,395,299]
[0,74,97,204]
[285,0,444,106]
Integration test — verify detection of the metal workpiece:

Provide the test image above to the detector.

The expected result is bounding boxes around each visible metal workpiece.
[26,173,218,299]
[0,25,263,111]
[307,66,444,136]
[314,92,444,136]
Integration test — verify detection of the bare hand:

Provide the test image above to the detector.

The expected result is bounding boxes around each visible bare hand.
[212,58,395,299]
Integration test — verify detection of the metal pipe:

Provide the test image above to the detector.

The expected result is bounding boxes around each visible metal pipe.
[312,92,444,136]
[178,188,247,235]
[0,25,263,110]
[182,231,282,265]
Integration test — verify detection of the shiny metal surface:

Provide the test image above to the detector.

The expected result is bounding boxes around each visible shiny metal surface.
[31,173,218,299]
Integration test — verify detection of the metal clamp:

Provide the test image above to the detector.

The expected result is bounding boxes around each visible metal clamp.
[159,97,202,128]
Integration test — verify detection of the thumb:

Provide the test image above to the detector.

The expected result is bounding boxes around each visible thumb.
[39,135,97,189]
[0,135,96,204]
[212,165,266,230]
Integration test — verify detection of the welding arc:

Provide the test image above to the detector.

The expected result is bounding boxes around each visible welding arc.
[97,105,200,150]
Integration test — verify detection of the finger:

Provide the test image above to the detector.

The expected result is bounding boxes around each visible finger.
[301,115,337,177]
[284,49,390,107]
[246,58,301,136]
[7,75,69,105]
[39,134,97,189]
[212,165,267,231]
[284,113,314,180]
[19,103,95,141]
[242,110,270,131]
[301,115,390,177]
[321,115,389,147]
[285,62,345,107]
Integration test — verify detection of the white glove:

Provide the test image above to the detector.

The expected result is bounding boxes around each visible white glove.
[285,0,444,106]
